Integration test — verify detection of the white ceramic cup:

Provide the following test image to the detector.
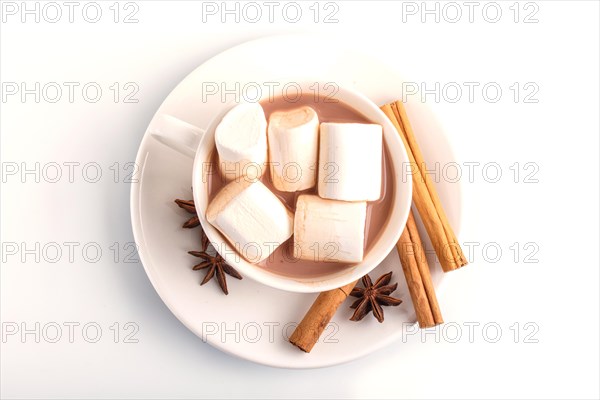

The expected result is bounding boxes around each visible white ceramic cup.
[151,82,412,293]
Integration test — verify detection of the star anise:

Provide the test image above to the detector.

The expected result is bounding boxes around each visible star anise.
[175,196,241,294]
[174,199,200,228]
[188,249,242,295]
[349,272,402,323]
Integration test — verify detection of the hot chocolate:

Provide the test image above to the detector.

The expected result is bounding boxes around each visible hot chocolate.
[205,96,395,278]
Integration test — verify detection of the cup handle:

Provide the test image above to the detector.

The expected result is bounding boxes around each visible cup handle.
[150,115,205,158]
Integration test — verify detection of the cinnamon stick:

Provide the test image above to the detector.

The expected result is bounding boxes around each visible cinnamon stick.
[289,281,357,353]
[397,211,443,327]
[289,100,461,352]
[381,101,467,272]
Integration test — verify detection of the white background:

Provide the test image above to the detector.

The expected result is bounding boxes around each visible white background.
[1,1,599,399]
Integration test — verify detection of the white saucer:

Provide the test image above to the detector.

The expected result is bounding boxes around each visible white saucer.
[130,34,462,368]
